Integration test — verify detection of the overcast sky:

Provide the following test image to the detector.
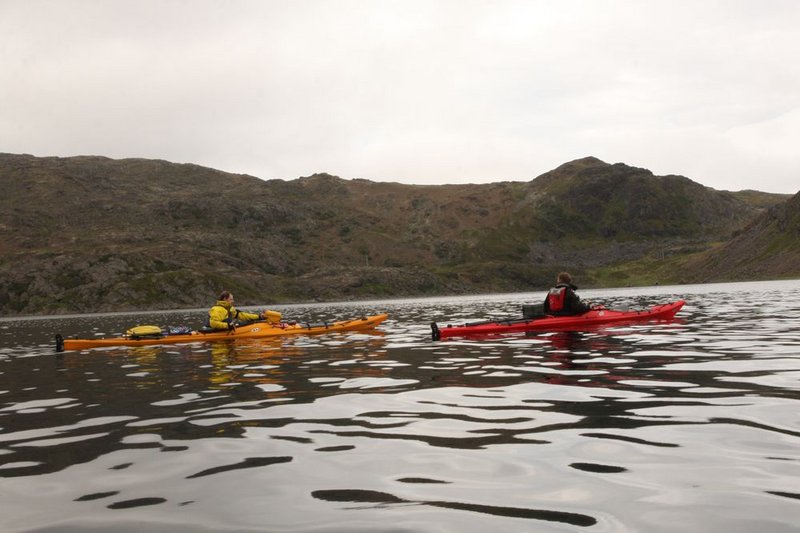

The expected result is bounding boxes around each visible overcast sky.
[2,0,799,193]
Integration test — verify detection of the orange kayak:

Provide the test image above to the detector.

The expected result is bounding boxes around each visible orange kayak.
[56,313,389,351]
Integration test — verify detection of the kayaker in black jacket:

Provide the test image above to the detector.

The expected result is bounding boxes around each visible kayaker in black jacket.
[543,272,591,316]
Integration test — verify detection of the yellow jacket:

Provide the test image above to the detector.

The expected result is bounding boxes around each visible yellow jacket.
[207,300,261,330]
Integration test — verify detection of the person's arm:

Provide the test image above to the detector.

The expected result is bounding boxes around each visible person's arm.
[234,309,261,322]
[567,290,590,314]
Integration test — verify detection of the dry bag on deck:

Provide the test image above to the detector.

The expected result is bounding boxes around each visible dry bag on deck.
[522,303,545,319]
[125,325,165,339]
[263,310,282,323]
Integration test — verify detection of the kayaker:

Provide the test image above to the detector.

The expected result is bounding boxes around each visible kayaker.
[543,272,591,316]
[208,291,270,331]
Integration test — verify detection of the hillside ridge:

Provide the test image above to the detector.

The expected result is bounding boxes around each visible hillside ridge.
[0,153,795,315]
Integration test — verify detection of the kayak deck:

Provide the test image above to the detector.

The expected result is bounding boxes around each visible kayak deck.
[57,313,389,351]
[431,300,685,340]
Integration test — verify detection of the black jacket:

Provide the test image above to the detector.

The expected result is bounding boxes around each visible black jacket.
[543,283,591,315]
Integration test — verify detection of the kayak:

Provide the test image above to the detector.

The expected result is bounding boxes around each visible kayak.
[431,301,685,340]
[56,313,389,351]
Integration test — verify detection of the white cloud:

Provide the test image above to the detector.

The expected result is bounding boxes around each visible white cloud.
[1,0,799,193]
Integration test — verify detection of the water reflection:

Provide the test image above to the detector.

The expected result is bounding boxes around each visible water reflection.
[312,488,598,527]
[1,281,800,532]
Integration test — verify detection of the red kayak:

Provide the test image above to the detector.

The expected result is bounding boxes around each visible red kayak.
[431,300,685,340]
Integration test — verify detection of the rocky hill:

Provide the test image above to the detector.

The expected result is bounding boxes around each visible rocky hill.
[681,190,800,282]
[0,153,792,315]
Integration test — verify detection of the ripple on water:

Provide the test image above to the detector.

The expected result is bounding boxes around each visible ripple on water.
[1,282,800,532]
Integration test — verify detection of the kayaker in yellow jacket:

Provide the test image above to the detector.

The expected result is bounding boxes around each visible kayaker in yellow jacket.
[207,291,276,331]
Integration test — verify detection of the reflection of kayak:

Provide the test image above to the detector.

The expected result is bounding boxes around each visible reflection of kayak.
[431,301,685,340]
[56,313,389,351]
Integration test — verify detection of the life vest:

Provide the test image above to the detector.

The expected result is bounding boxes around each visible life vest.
[207,303,234,328]
[547,287,567,312]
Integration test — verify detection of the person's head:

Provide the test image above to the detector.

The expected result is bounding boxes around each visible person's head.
[218,290,234,303]
[556,272,573,284]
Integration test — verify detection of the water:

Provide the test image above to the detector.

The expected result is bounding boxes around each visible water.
[1,280,799,532]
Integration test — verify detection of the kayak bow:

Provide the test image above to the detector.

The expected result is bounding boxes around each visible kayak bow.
[431,300,685,340]
[56,313,389,351]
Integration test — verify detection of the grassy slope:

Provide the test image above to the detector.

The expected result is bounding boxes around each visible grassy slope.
[0,153,793,314]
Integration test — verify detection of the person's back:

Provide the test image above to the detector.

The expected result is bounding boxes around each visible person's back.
[543,272,591,316]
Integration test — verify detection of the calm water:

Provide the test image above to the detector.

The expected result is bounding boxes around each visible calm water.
[1,280,799,532]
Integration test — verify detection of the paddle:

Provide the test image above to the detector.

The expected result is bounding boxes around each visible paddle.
[312,489,597,527]
[222,309,284,331]
[431,315,540,340]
